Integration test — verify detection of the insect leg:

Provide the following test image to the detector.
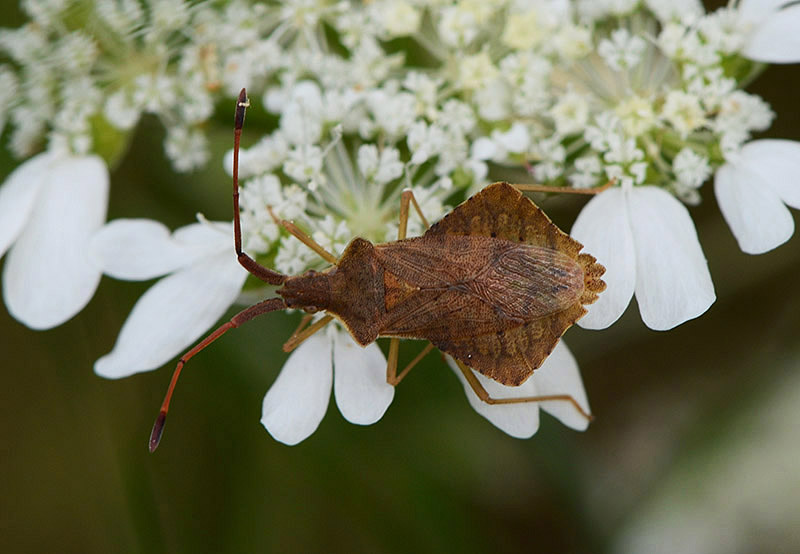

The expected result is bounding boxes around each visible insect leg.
[266,206,338,265]
[386,342,435,386]
[398,188,430,240]
[511,177,615,195]
[384,188,433,384]
[282,314,334,353]
[233,89,287,285]
[289,313,314,339]
[453,360,593,422]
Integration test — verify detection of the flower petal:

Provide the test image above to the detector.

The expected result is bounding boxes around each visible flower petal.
[261,332,333,445]
[628,187,715,330]
[3,155,108,329]
[715,163,794,255]
[90,219,195,280]
[738,0,788,23]
[94,250,247,378]
[448,356,541,439]
[332,330,394,425]
[571,188,636,329]
[0,153,52,257]
[531,342,591,431]
[737,140,800,209]
[742,5,800,63]
[172,220,232,249]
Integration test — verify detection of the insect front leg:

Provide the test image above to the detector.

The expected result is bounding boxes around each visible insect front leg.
[453,359,593,422]
[282,314,334,353]
[266,206,339,265]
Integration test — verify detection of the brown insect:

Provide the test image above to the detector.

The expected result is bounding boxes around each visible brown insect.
[148,89,607,451]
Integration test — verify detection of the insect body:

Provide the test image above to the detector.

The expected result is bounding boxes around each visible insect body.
[148,89,606,451]
[281,183,606,387]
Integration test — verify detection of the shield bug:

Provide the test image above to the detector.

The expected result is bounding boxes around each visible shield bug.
[148,89,607,451]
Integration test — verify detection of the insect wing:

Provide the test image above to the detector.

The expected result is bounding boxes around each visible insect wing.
[425,182,583,258]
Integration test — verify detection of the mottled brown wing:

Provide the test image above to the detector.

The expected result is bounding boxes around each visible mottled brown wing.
[425,182,583,258]
[375,234,584,328]
[432,303,588,386]
[420,181,606,384]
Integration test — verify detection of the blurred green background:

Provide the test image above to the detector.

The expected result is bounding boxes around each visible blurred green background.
[2,2,800,553]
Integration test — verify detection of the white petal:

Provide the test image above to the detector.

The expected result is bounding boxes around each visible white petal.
[628,187,715,330]
[3,155,108,329]
[0,153,52,257]
[571,188,636,329]
[738,0,787,24]
[332,330,394,425]
[743,6,800,63]
[172,220,232,249]
[448,357,541,439]
[715,163,793,255]
[94,250,248,378]
[532,342,591,431]
[90,219,195,280]
[737,140,800,209]
[261,332,333,446]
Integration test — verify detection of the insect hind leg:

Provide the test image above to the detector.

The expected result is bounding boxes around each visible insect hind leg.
[386,341,435,386]
[453,359,593,422]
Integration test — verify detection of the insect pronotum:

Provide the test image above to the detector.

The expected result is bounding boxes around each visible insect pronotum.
[148,89,607,451]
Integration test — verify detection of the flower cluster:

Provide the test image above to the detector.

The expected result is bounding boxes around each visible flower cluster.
[2,0,800,444]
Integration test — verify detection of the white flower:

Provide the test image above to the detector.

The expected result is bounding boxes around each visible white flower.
[554,23,593,60]
[552,91,590,136]
[661,90,706,138]
[458,52,499,90]
[673,147,711,190]
[91,218,248,377]
[375,0,420,37]
[615,95,656,136]
[572,186,715,331]
[0,152,108,329]
[569,155,603,188]
[714,139,800,255]
[645,0,703,23]
[164,126,209,172]
[502,9,548,51]
[438,5,481,47]
[598,29,647,71]
[357,144,403,185]
[261,327,394,445]
[737,0,800,63]
[448,341,591,438]
[472,122,531,163]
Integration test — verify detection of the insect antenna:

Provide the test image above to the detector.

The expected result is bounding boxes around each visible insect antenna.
[149,297,288,452]
[232,88,287,285]
[150,89,292,452]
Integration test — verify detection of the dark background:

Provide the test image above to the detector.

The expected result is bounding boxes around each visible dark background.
[2,2,799,552]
